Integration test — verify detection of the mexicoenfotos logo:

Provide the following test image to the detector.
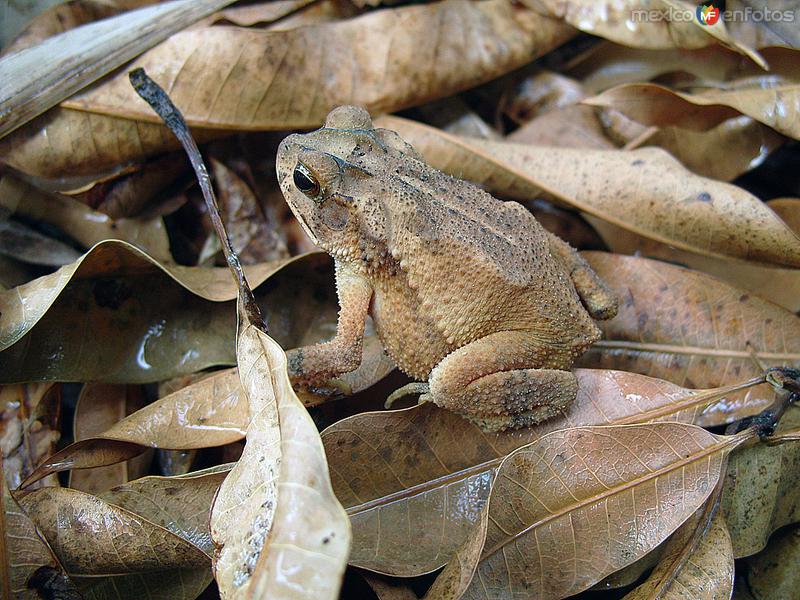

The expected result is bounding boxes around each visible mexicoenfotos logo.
[696,3,721,25]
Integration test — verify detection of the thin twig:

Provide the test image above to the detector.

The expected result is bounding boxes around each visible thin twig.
[128,67,266,331]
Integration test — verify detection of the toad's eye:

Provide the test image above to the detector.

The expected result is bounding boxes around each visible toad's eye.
[293,163,321,200]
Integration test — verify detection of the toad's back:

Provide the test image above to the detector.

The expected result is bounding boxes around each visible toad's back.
[368,160,601,378]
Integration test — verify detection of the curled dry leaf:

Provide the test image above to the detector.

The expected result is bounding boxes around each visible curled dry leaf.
[584,81,800,140]
[211,307,350,599]
[376,116,800,268]
[324,369,768,576]
[17,486,210,575]
[745,523,800,600]
[0,457,74,600]
[522,0,761,62]
[625,512,734,600]
[431,423,751,600]
[68,383,151,494]
[722,405,800,558]
[0,174,172,262]
[586,216,800,313]
[581,252,800,405]
[0,0,575,180]
[0,243,336,383]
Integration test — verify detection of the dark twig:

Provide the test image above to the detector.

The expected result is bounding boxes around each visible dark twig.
[128,67,266,331]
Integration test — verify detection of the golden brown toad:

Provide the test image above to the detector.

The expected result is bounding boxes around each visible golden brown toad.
[277,106,618,431]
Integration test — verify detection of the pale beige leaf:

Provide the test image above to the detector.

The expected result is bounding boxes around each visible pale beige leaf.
[325,369,767,576]
[767,197,800,234]
[523,0,761,62]
[101,467,229,556]
[211,309,350,599]
[376,115,800,267]
[722,405,800,558]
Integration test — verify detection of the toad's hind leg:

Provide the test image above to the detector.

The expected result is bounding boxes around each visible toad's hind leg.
[424,331,578,432]
[546,232,618,320]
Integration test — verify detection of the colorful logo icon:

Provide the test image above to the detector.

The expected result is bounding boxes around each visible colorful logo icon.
[696,3,721,25]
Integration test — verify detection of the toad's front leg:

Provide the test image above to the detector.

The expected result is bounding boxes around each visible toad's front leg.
[287,261,373,388]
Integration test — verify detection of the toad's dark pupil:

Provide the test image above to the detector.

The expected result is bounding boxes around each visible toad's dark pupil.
[293,166,319,196]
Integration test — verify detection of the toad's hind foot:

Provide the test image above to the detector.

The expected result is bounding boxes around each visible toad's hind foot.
[385,382,430,409]
[430,365,578,432]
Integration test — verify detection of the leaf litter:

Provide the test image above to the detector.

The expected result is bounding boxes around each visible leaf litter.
[1,2,799,599]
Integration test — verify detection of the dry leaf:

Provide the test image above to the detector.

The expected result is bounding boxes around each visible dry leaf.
[0,0,574,180]
[0,383,60,490]
[324,369,768,575]
[522,0,761,62]
[435,423,751,600]
[210,306,350,599]
[725,0,800,49]
[376,115,800,267]
[722,405,800,558]
[100,466,230,556]
[18,486,210,574]
[767,197,800,234]
[586,216,800,313]
[0,243,335,383]
[745,523,800,600]
[0,219,82,266]
[581,252,800,403]
[68,383,151,494]
[0,0,238,138]
[0,174,172,262]
[584,81,800,140]
[625,512,734,600]
[0,457,74,600]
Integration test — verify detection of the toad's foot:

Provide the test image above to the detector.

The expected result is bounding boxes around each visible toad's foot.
[385,382,430,409]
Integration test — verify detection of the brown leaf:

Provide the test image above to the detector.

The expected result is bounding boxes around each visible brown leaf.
[18,486,209,574]
[625,512,734,600]
[745,523,800,600]
[324,369,768,576]
[522,0,761,62]
[100,466,230,556]
[376,116,800,267]
[584,81,800,140]
[0,0,574,180]
[435,423,751,600]
[0,174,172,262]
[586,217,800,313]
[722,0,800,51]
[68,383,151,494]
[0,243,335,383]
[0,458,74,600]
[580,252,800,404]
[722,405,800,558]
[210,307,350,598]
